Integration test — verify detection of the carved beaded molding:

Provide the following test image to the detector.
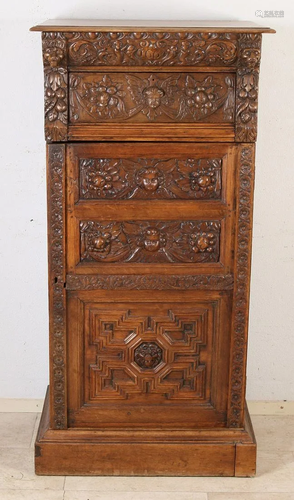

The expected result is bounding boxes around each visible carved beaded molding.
[228,145,255,428]
[48,145,67,430]
[66,274,234,291]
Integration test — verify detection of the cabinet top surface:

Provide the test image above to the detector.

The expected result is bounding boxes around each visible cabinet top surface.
[30,19,275,33]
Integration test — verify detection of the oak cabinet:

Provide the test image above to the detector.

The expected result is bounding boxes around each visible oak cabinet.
[31,19,274,476]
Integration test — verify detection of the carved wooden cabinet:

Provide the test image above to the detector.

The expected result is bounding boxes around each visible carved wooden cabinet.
[31,20,274,476]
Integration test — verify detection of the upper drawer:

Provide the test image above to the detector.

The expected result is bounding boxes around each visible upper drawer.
[42,31,262,142]
[69,72,235,125]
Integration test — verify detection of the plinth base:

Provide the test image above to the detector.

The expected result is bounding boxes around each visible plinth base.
[35,388,256,476]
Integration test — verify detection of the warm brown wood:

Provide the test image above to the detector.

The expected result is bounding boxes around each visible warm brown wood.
[35,388,256,476]
[66,289,231,428]
[69,72,235,124]
[33,20,273,476]
[30,19,275,33]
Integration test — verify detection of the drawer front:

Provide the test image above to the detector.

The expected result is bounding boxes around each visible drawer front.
[67,290,231,428]
[66,142,236,275]
[79,219,221,264]
[68,142,233,202]
[69,72,235,124]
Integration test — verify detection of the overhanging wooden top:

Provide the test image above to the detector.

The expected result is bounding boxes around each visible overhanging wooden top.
[30,19,275,33]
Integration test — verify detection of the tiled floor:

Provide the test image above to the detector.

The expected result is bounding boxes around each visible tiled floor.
[0,413,293,499]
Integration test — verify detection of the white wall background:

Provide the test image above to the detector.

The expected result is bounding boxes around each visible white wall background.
[0,0,293,400]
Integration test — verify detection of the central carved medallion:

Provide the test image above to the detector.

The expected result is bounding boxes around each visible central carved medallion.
[142,227,166,252]
[134,342,163,369]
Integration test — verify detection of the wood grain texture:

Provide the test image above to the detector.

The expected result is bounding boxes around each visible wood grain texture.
[35,388,256,476]
[30,19,275,33]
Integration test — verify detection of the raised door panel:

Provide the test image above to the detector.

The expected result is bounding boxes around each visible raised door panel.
[67,290,231,428]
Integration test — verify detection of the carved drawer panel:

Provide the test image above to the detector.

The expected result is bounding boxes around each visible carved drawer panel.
[67,215,232,274]
[79,220,221,264]
[79,157,222,200]
[67,142,235,203]
[67,291,231,428]
[69,72,235,124]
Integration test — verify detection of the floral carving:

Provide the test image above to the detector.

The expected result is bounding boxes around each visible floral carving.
[48,145,67,429]
[134,342,163,370]
[175,158,222,198]
[80,159,128,198]
[79,157,222,200]
[80,221,130,262]
[66,273,234,291]
[66,32,238,67]
[70,74,126,121]
[79,220,220,264]
[42,33,68,142]
[189,232,216,253]
[178,74,235,121]
[228,146,255,427]
[236,34,261,142]
[69,72,235,123]
[172,222,220,263]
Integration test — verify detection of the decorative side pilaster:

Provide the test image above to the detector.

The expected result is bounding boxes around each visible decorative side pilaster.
[43,32,68,142]
[235,34,262,142]
[227,145,255,427]
[47,144,67,429]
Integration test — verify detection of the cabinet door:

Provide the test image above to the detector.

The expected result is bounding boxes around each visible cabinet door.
[67,290,232,428]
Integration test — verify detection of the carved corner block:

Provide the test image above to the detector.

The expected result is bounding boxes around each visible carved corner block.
[235,34,262,142]
[42,32,68,142]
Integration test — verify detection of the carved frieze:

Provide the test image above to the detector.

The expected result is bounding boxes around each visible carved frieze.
[80,157,222,200]
[66,32,238,67]
[69,72,235,123]
[80,220,221,264]
[66,273,234,291]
